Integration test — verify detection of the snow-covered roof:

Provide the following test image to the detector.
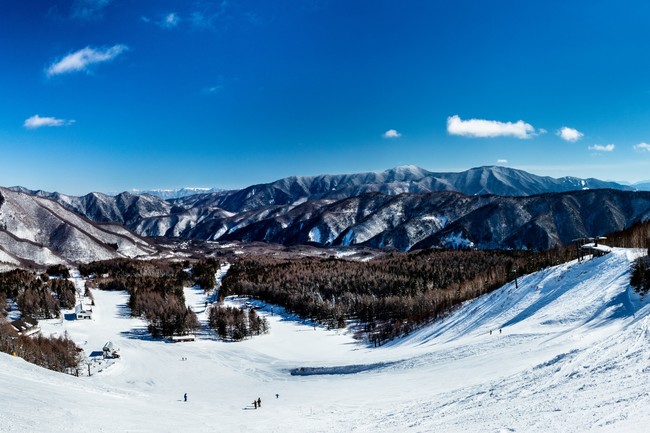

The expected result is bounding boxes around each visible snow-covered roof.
[580,243,612,254]
[10,317,38,332]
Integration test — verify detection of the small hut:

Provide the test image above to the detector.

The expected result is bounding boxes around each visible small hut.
[102,341,120,358]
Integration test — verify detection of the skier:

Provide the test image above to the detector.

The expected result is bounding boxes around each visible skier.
[490,330,492,335]
[257,397,261,408]
[253,400,258,409]
[500,328,502,334]
[184,393,187,402]
[276,393,279,399]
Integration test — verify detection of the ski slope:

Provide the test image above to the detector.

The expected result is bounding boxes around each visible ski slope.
[2,249,650,432]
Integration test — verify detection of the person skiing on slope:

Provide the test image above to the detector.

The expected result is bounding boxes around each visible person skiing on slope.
[184,393,187,402]
[257,397,261,408]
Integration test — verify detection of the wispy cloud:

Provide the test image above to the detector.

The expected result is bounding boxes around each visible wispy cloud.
[24,115,75,129]
[497,159,508,164]
[46,45,128,76]
[190,1,230,30]
[71,0,111,20]
[383,129,401,139]
[163,13,180,28]
[203,85,224,94]
[634,142,650,152]
[143,12,181,29]
[446,115,536,139]
[557,126,583,142]
[589,144,615,152]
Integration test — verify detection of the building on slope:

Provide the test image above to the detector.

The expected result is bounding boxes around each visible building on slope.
[74,304,93,320]
[10,317,40,336]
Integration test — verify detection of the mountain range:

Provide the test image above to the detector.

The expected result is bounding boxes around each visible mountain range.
[2,165,649,266]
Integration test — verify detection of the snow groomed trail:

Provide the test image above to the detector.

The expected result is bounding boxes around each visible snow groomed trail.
[1,249,649,432]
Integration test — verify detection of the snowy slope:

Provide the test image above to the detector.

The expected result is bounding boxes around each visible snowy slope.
[2,249,650,432]
[0,187,157,266]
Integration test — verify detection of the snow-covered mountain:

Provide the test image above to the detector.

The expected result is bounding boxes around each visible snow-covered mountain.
[2,248,648,432]
[130,187,226,200]
[169,165,634,214]
[0,187,158,268]
[4,166,645,254]
[133,189,650,251]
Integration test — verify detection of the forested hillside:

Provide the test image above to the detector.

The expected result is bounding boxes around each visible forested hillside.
[221,247,577,344]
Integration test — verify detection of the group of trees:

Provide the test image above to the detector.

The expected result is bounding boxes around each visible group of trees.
[80,258,222,338]
[221,247,577,344]
[0,268,75,319]
[0,266,82,373]
[192,258,220,291]
[208,305,268,341]
[0,324,81,372]
[46,264,70,279]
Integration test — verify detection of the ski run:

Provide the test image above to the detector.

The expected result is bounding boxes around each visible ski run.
[2,249,650,432]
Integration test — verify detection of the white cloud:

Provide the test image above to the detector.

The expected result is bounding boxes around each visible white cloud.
[72,0,111,20]
[24,115,75,129]
[383,129,401,139]
[557,126,584,142]
[446,115,536,139]
[497,159,508,164]
[46,45,128,76]
[634,142,650,152]
[589,144,615,152]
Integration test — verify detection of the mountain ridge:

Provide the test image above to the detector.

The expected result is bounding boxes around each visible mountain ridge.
[2,166,646,258]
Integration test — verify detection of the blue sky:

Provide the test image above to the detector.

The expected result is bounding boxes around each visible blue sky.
[2,0,650,194]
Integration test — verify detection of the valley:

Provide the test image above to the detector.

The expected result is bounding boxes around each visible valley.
[2,248,649,432]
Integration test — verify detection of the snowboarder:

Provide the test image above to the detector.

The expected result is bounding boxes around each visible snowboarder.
[257,397,261,408]
[184,393,187,402]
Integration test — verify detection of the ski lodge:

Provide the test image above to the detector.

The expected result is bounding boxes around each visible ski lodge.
[75,304,93,320]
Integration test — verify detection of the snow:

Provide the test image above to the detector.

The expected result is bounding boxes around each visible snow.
[421,214,449,227]
[308,226,322,243]
[442,231,475,249]
[2,249,650,432]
